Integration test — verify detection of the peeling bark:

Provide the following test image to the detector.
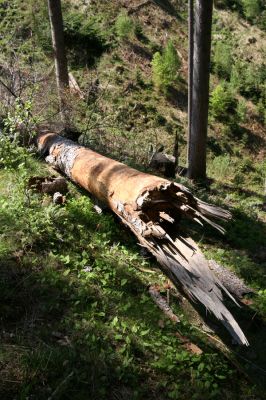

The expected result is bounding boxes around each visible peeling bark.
[37,131,249,346]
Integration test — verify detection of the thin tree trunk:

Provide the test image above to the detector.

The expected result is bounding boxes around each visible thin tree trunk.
[187,0,213,180]
[187,0,194,167]
[47,0,69,123]
[36,131,248,346]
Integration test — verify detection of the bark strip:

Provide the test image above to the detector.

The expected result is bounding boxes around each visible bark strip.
[37,131,248,346]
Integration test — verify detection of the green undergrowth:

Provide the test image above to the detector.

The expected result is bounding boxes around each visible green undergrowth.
[1,152,264,400]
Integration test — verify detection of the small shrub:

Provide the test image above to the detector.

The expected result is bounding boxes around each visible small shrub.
[241,0,261,20]
[231,62,265,102]
[207,154,234,181]
[257,99,266,124]
[134,22,147,43]
[115,13,134,40]
[230,61,244,91]
[210,82,237,121]
[214,0,242,11]
[0,134,29,170]
[64,12,108,67]
[135,68,144,87]
[151,41,181,92]
[0,99,38,169]
[236,99,247,123]
[213,41,233,79]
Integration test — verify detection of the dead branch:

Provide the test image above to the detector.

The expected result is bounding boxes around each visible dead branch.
[149,285,180,323]
[68,72,85,99]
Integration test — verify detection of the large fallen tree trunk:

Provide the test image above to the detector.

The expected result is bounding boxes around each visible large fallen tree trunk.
[37,131,248,345]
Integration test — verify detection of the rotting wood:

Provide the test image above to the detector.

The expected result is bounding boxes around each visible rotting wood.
[69,72,85,100]
[37,131,249,346]
[28,176,68,194]
[209,260,254,299]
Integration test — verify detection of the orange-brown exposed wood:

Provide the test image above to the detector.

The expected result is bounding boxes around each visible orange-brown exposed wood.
[37,131,248,346]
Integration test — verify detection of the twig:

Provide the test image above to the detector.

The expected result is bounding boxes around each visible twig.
[48,371,74,400]
[149,285,180,323]
[0,77,18,98]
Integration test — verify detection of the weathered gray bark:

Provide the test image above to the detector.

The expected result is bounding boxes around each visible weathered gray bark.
[47,0,69,121]
[187,0,213,180]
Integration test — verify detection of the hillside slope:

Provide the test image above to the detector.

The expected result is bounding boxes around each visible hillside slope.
[0,0,266,399]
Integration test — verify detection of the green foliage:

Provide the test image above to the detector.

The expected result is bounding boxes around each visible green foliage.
[0,0,266,398]
[257,99,266,124]
[214,0,265,28]
[0,151,253,399]
[241,0,261,20]
[231,61,266,102]
[0,135,29,170]
[151,41,181,92]
[134,21,148,43]
[213,41,233,79]
[210,82,237,121]
[64,11,109,67]
[214,0,242,11]
[207,154,234,181]
[0,0,51,57]
[115,13,134,40]
[4,98,38,143]
[0,99,39,169]
[255,290,266,319]
[236,99,247,122]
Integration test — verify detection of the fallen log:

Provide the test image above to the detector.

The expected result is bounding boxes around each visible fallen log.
[37,131,249,345]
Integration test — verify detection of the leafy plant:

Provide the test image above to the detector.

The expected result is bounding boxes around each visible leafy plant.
[231,61,266,102]
[207,154,234,181]
[213,40,234,79]
[241,0,261,20]
[236,99,247,122]
[0,98,39,169]
[64,11,109,67]
[209,82,237,121]
[151,41,181,92]
[115,13,134,41]
[0,134,29,170]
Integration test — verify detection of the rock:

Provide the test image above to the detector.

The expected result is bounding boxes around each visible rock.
[28,176,68,194]
[247,37,257,44]
[42,177,68,194]
[53,192,65,204]
[149,148,176,178]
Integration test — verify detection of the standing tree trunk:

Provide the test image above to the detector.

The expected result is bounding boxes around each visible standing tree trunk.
[47,0,69,123]
[187,0,194,166]
[187,0,213,180]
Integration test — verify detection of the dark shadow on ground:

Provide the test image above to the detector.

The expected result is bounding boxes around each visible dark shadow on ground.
[128,42,152,61]
[237,126,265,155]
[0,251,162,399]
[152,0,182,19]
[166,86,188,112]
